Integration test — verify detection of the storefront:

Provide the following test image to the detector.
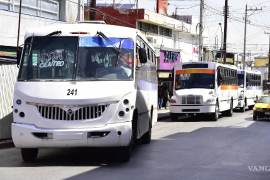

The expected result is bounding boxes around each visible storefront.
[157,46,181,95]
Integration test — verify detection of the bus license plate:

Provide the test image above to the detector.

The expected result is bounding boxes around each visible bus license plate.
[265,112,270,115]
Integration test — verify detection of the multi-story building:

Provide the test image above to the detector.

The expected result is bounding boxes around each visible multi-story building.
[84,2,208,94]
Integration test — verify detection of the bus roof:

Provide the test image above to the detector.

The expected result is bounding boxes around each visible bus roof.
[24,23,154,50]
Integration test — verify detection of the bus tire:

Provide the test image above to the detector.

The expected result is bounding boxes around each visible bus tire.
[226,100,233,117]
[210,103,219,121]
[240,102,245,112]
[248,106,253,110]
[170,113,179,121]
[21,148,38,162]
[132,111,140,144]
[141,109,153,144]
[120,142,131,163]
[253,115,258,121]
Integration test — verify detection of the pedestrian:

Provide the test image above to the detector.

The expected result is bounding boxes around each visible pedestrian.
[158,86,164,109]
[163,86,170,109]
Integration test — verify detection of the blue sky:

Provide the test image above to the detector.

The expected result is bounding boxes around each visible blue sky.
[85,0,270,56]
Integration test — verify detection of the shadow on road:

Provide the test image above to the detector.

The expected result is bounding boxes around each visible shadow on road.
[1,121,269,180]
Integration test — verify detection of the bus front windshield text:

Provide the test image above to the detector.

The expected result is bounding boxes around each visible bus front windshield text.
[18,37,134,81]
[175,73,215,90]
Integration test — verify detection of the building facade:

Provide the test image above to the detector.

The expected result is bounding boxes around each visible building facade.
[84,4,207,94]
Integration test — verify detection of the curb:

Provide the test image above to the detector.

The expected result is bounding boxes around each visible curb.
[0,140,14,149]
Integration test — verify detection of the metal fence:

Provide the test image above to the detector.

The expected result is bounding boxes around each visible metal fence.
[0,62,18,140]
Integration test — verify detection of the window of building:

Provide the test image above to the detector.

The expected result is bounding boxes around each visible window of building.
[159,26,172,37]
[0,0,60,20]
[139,22,158,34]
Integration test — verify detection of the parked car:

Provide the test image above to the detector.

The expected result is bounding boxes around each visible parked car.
[253,95,270,120]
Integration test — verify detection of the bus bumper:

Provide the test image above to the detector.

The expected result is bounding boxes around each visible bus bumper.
[12,122,132,148]
[170,105,216,114]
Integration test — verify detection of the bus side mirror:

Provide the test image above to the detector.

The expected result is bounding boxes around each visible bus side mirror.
[139,48,147,64]
[16,49,22,68]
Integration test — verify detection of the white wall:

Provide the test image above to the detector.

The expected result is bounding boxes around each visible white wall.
[141,10,203,63]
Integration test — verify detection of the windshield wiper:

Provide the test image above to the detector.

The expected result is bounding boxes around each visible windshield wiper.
[28,31,62,48]
[96,31,123,56]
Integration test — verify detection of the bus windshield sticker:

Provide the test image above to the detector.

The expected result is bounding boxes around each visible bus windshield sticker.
[38,50,65,68]
[179,74,190,80]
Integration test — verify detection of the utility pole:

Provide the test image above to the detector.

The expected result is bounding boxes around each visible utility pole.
[243,5,262,70]
[90,0,96,20]
[198,0,204,61]
[264,32,270,81]
[87,0,90,20]
[136,0,138,29]
[243,4,247,70]
[113,0,115,8]
[223,0,228,64]
[16,0,22,57]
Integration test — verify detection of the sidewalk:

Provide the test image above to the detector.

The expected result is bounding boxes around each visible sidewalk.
[157,108,170,121]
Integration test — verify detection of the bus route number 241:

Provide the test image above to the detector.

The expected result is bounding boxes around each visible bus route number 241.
[67,89,77,96]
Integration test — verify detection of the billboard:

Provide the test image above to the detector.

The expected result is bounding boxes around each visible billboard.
[157,0,168,16]
[254,57,268,67]
[159,50,181,70]
[216,52,235,65]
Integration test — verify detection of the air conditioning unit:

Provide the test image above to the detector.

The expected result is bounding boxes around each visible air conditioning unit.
[146,37,154,43]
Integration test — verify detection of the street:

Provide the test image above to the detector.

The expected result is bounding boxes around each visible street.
[1,110,270,180]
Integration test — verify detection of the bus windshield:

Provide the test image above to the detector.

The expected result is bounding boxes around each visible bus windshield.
[18,36,134,81]
[238,74,244,87]
[175,73,215,90]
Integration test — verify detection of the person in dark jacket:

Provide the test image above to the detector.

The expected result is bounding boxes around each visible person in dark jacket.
[163,86,170,109]
[158,86,164,109]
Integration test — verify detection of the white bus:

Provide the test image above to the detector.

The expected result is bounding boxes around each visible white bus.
[12,22,158,162]
[236,70,262,112]
[170,62,238,121]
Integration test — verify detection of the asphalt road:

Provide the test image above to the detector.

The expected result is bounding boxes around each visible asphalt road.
[1,109,270,180]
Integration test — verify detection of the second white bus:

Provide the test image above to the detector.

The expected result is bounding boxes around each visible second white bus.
[170,62,238,121]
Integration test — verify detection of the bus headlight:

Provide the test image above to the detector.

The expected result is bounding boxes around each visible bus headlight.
[206,98,215,103]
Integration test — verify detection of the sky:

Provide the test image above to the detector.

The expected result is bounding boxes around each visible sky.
[85,0,270,57]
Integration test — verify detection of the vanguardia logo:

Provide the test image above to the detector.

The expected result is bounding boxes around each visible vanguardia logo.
[248,166,270,172]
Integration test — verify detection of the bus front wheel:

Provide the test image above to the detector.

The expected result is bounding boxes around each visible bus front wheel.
[240,102,245,112]
[21,148,38,162]
[210,103,219,121]
[120,143,131,162]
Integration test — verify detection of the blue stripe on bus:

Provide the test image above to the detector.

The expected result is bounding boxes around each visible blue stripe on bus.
[137,80,158,91]
[246,86,262,90]
[237,71,244,74]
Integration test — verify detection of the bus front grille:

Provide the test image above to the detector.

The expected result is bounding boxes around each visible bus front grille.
[36,105,109,120]
[181,96,202,104]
